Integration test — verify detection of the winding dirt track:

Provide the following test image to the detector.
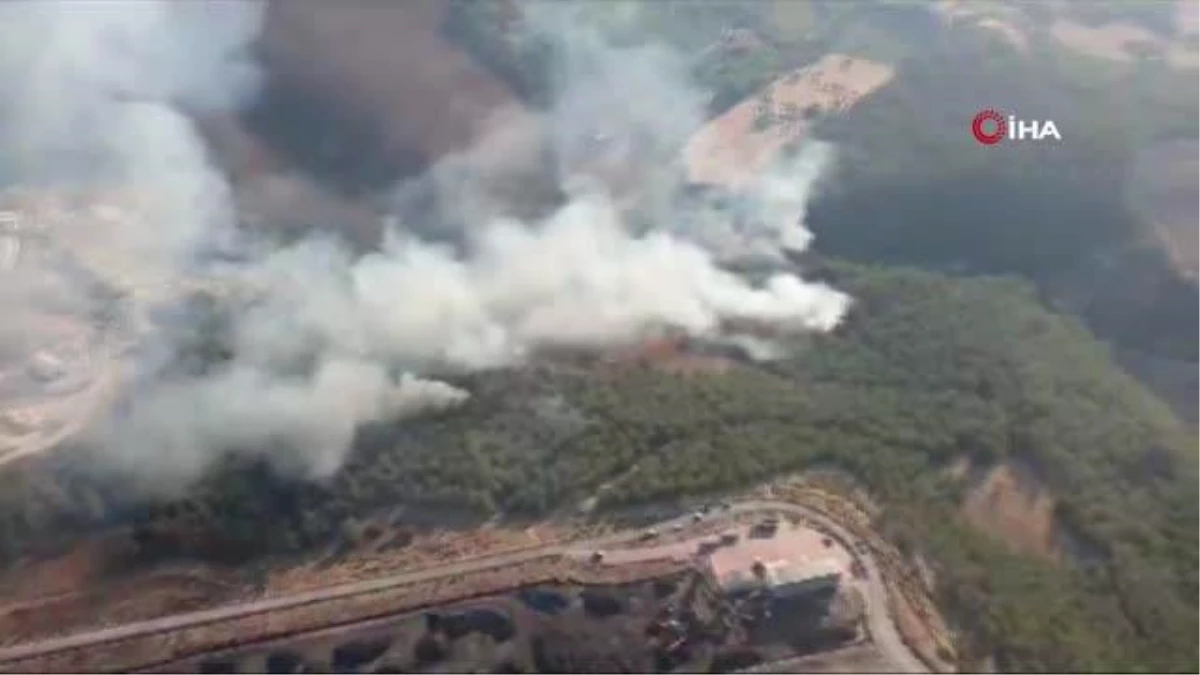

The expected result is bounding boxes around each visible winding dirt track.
[0,501,927,673]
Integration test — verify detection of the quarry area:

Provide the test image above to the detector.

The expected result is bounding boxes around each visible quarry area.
[0,478,954,674]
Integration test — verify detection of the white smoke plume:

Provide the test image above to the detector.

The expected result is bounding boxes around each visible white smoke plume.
[682,143,838,264]
[0,0,850,490]
[232,192,846,372]
[101,360,467,488]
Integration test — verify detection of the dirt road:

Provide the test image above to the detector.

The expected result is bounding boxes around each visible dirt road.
[0,501,927,673]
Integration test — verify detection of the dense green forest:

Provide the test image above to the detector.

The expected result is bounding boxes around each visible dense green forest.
[0,261,1195,671]
[806,14,1199,365]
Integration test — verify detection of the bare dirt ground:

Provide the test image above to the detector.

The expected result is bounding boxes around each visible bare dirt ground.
[0,540,116,607]
[599,337,737,377]
[0,540,243,648]
[265,521,600,596]
[961,461,1061,562]
[1051,15,1200,70]
[956,458,1103,565]
[1051,20,1159,62]
[0,573,242,649]
[934,1,1031,50]
[684,54,895,190]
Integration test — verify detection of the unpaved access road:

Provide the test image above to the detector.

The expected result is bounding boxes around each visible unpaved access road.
[0,501,927,673]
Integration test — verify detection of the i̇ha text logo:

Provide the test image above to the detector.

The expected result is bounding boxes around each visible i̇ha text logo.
[971,109,1061,146]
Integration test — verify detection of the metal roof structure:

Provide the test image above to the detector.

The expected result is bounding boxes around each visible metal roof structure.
[715,555,842,594]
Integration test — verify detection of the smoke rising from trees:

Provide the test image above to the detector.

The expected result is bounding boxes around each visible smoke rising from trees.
[0,0,849,491]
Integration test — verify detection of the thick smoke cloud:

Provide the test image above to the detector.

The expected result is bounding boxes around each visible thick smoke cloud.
[1,0,850,491]
[0,0,261,349]
[103,360,467,488]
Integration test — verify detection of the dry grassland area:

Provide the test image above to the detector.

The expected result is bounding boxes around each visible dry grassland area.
[685,55,894,189]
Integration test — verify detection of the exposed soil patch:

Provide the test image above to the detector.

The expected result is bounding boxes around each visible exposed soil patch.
[0,570,241,646]
[1051,17,1199,69]
[0,538,112,604]
[684,54,894,190]
[599,336,737,377]
[1051,19,1160,62]
[935,1,1030,51]
[959,459,1100,564]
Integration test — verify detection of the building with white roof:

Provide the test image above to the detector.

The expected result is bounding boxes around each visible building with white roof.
[714,553,842,597]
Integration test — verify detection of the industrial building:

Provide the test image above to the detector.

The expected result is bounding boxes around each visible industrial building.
[705,519,853,602]
[712,555,842,597]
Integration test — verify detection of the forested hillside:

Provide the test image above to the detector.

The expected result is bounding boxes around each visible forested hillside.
[0,3,1194,673]
[443,0,1199,372]
[0,261,1194,671]
[808,17,1199,367]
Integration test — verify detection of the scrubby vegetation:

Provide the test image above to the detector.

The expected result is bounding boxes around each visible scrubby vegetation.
[807,8,1198,368]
